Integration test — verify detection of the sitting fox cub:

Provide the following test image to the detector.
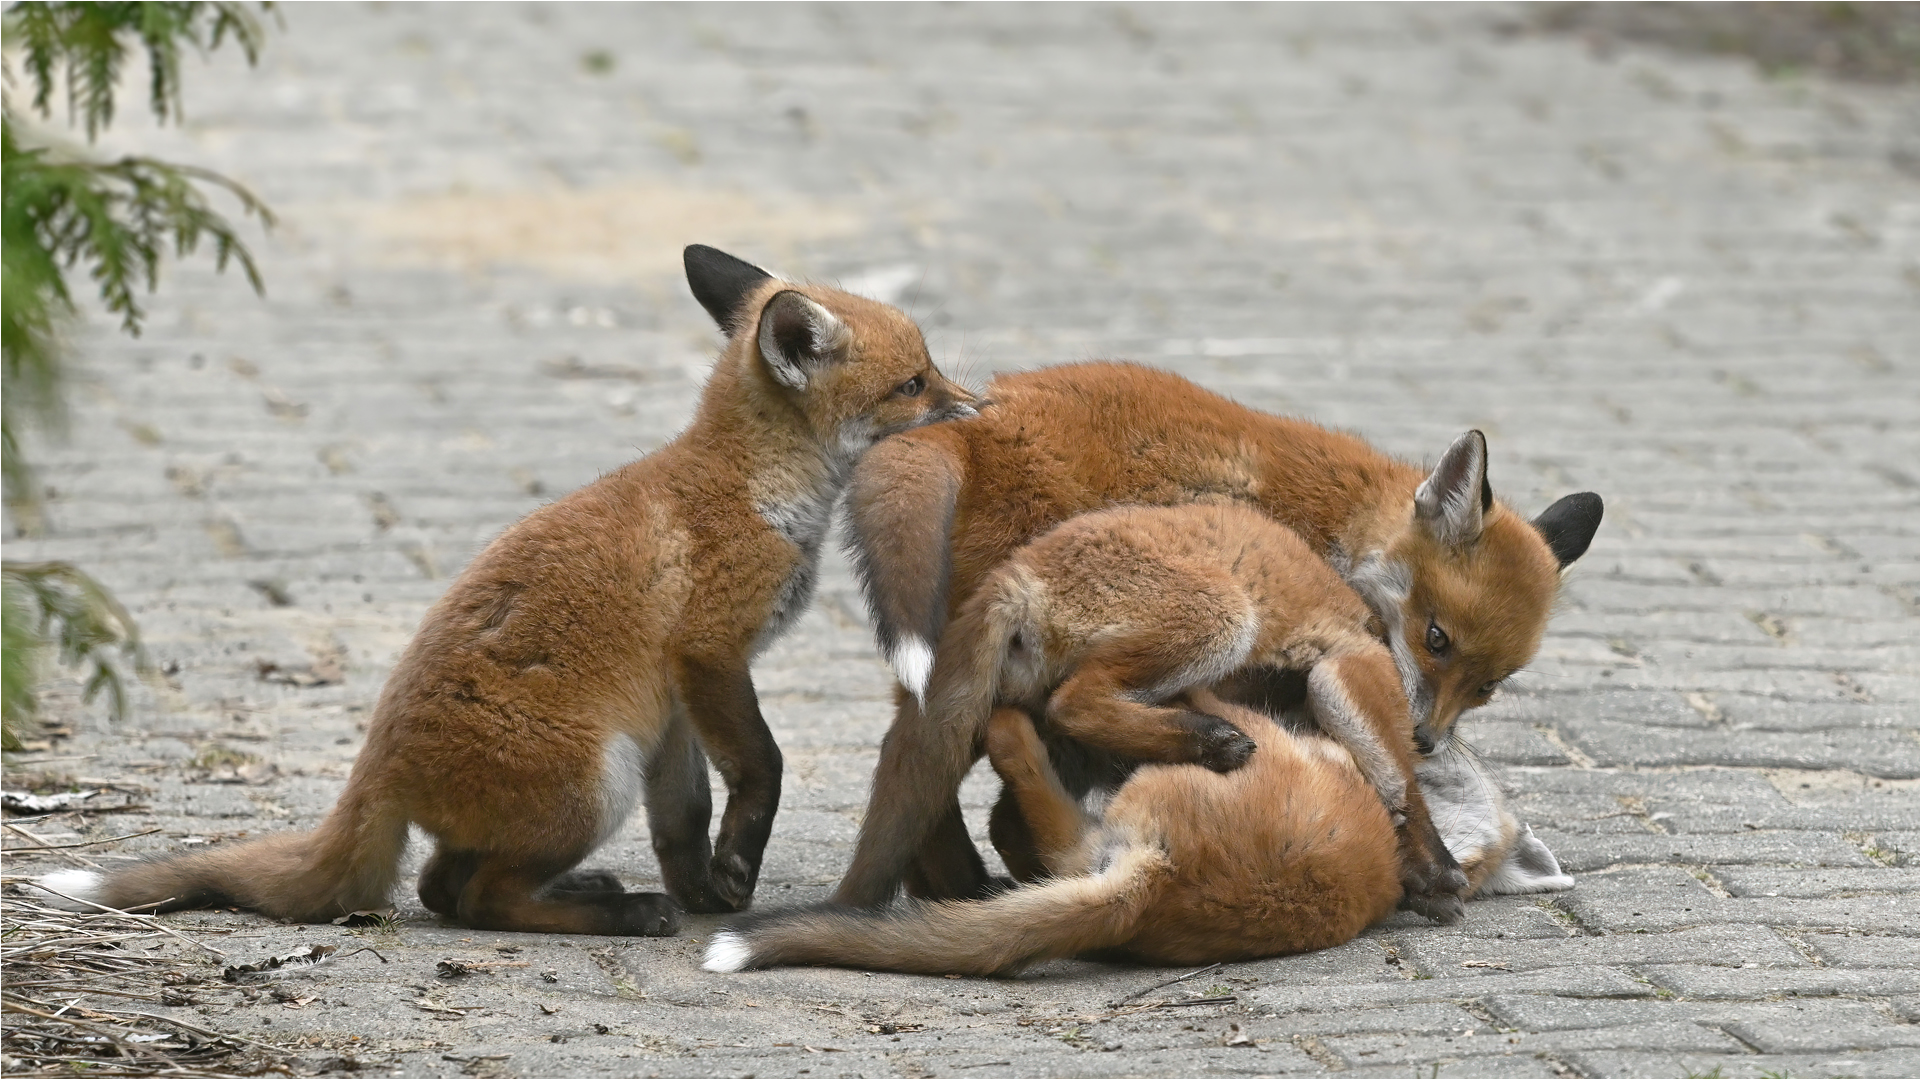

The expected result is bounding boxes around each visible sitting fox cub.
[915,502,1464,918]
[704,689,1571,975]
[836,362,1603,912]
[34,246,980,935]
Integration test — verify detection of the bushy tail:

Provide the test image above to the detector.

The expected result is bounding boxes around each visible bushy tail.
[29,779,409,923]
[705,840,1168,976]
[843,430,967,698]
[919,563,1045,740]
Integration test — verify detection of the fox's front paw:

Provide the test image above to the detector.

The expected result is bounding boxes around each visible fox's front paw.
[613,892,681,937]
[1399,886,1466,926]
[706,852,759,912]
[1398,858,1470,925]
[1187,713,1258,772]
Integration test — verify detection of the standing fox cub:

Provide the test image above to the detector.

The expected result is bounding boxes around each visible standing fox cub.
[704,689,1572,975]
[33,245,980,935]
[916,502,1464,919]
[837,362,1602,911]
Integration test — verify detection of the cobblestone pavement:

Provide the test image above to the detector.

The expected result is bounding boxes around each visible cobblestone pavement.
[5,4,1916,1078]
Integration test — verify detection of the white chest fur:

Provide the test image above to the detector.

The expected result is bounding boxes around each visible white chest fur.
[750,471,841,657]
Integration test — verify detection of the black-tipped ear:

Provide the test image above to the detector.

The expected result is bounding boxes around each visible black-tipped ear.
[1414,430,1489,547]
[757,290,848,391]
[685,244,774,330]
[1533,492,1604,568]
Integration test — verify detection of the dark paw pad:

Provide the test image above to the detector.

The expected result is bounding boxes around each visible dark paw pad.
[1190,714,1258,772]
[616,893,681,937]
[1399,889,1466,926]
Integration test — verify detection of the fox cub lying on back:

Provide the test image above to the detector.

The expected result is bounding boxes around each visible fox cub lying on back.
[707,691,1570,975]
[35,246,980,935]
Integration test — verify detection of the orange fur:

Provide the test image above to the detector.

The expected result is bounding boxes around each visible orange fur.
[704,697,1400,975]
[917,502,1466,916]
[837,362,1601,911]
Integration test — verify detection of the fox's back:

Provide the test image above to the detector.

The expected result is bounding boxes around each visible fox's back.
[927,363,1407,609]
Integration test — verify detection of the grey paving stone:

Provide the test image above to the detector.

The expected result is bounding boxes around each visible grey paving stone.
[1343,1053,1569,1078]
[1724,1008,1921,1055]
[1560,721,1921,778]
[1804,933,1921,970]
[1396,925,1811,976]
[1243,965,1652,1015]
[1715,867,1920,899]
[1246,1001,1494,1038]
[1556,866,1919,934]
[1567,1049,1921,1080]
[1536,825,1881,872]
[1644,964,1920,1001]
[1483,995,1910,1047]
[1326,1020,1748,1067]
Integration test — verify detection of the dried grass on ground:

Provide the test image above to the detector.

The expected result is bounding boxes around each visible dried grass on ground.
[0,888,303,1077]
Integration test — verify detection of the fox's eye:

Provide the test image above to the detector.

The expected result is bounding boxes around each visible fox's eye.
[1425,621,1450,654]
[1478,680,1500,698]
[895,375,925,398]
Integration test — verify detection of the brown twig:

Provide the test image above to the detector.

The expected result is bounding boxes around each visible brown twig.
[1107,960,1225,1007]
[2,827,161,852]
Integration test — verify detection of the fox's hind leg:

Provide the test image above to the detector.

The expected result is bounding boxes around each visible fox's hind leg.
[1046,644,1256,773]
[1309,647,1468,924]
[985,708,1095,878]
[454,851,678,937]
[419,847,478,917]
[546,869,625,894]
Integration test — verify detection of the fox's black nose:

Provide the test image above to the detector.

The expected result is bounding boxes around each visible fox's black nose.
[1413,730,1436,755]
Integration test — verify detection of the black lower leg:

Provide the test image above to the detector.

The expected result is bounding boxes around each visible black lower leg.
[904,801,996,900]
[418,847,479,917]
[988,789,1046,883]
[677,661,781,912]
[644,717,723,911]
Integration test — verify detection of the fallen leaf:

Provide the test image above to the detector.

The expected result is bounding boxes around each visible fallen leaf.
[2,789,101,813]
[223,944,337,981]
[331,908,395,926]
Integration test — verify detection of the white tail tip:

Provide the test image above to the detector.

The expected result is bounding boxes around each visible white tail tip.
[27,869,108,911]
[889,637,934,705]
[702,930,754,973]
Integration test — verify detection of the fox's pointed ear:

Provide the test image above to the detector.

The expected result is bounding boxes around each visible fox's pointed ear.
[685,244,774,330]
[757,290,849,391]
[1533,492,1604,568]
[1414,430,1489,547]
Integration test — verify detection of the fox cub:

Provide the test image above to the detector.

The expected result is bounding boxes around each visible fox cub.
[704,689,1571,976]
[914,502,1463,919]
[34,245,980,935]
[836,362,1603,911]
